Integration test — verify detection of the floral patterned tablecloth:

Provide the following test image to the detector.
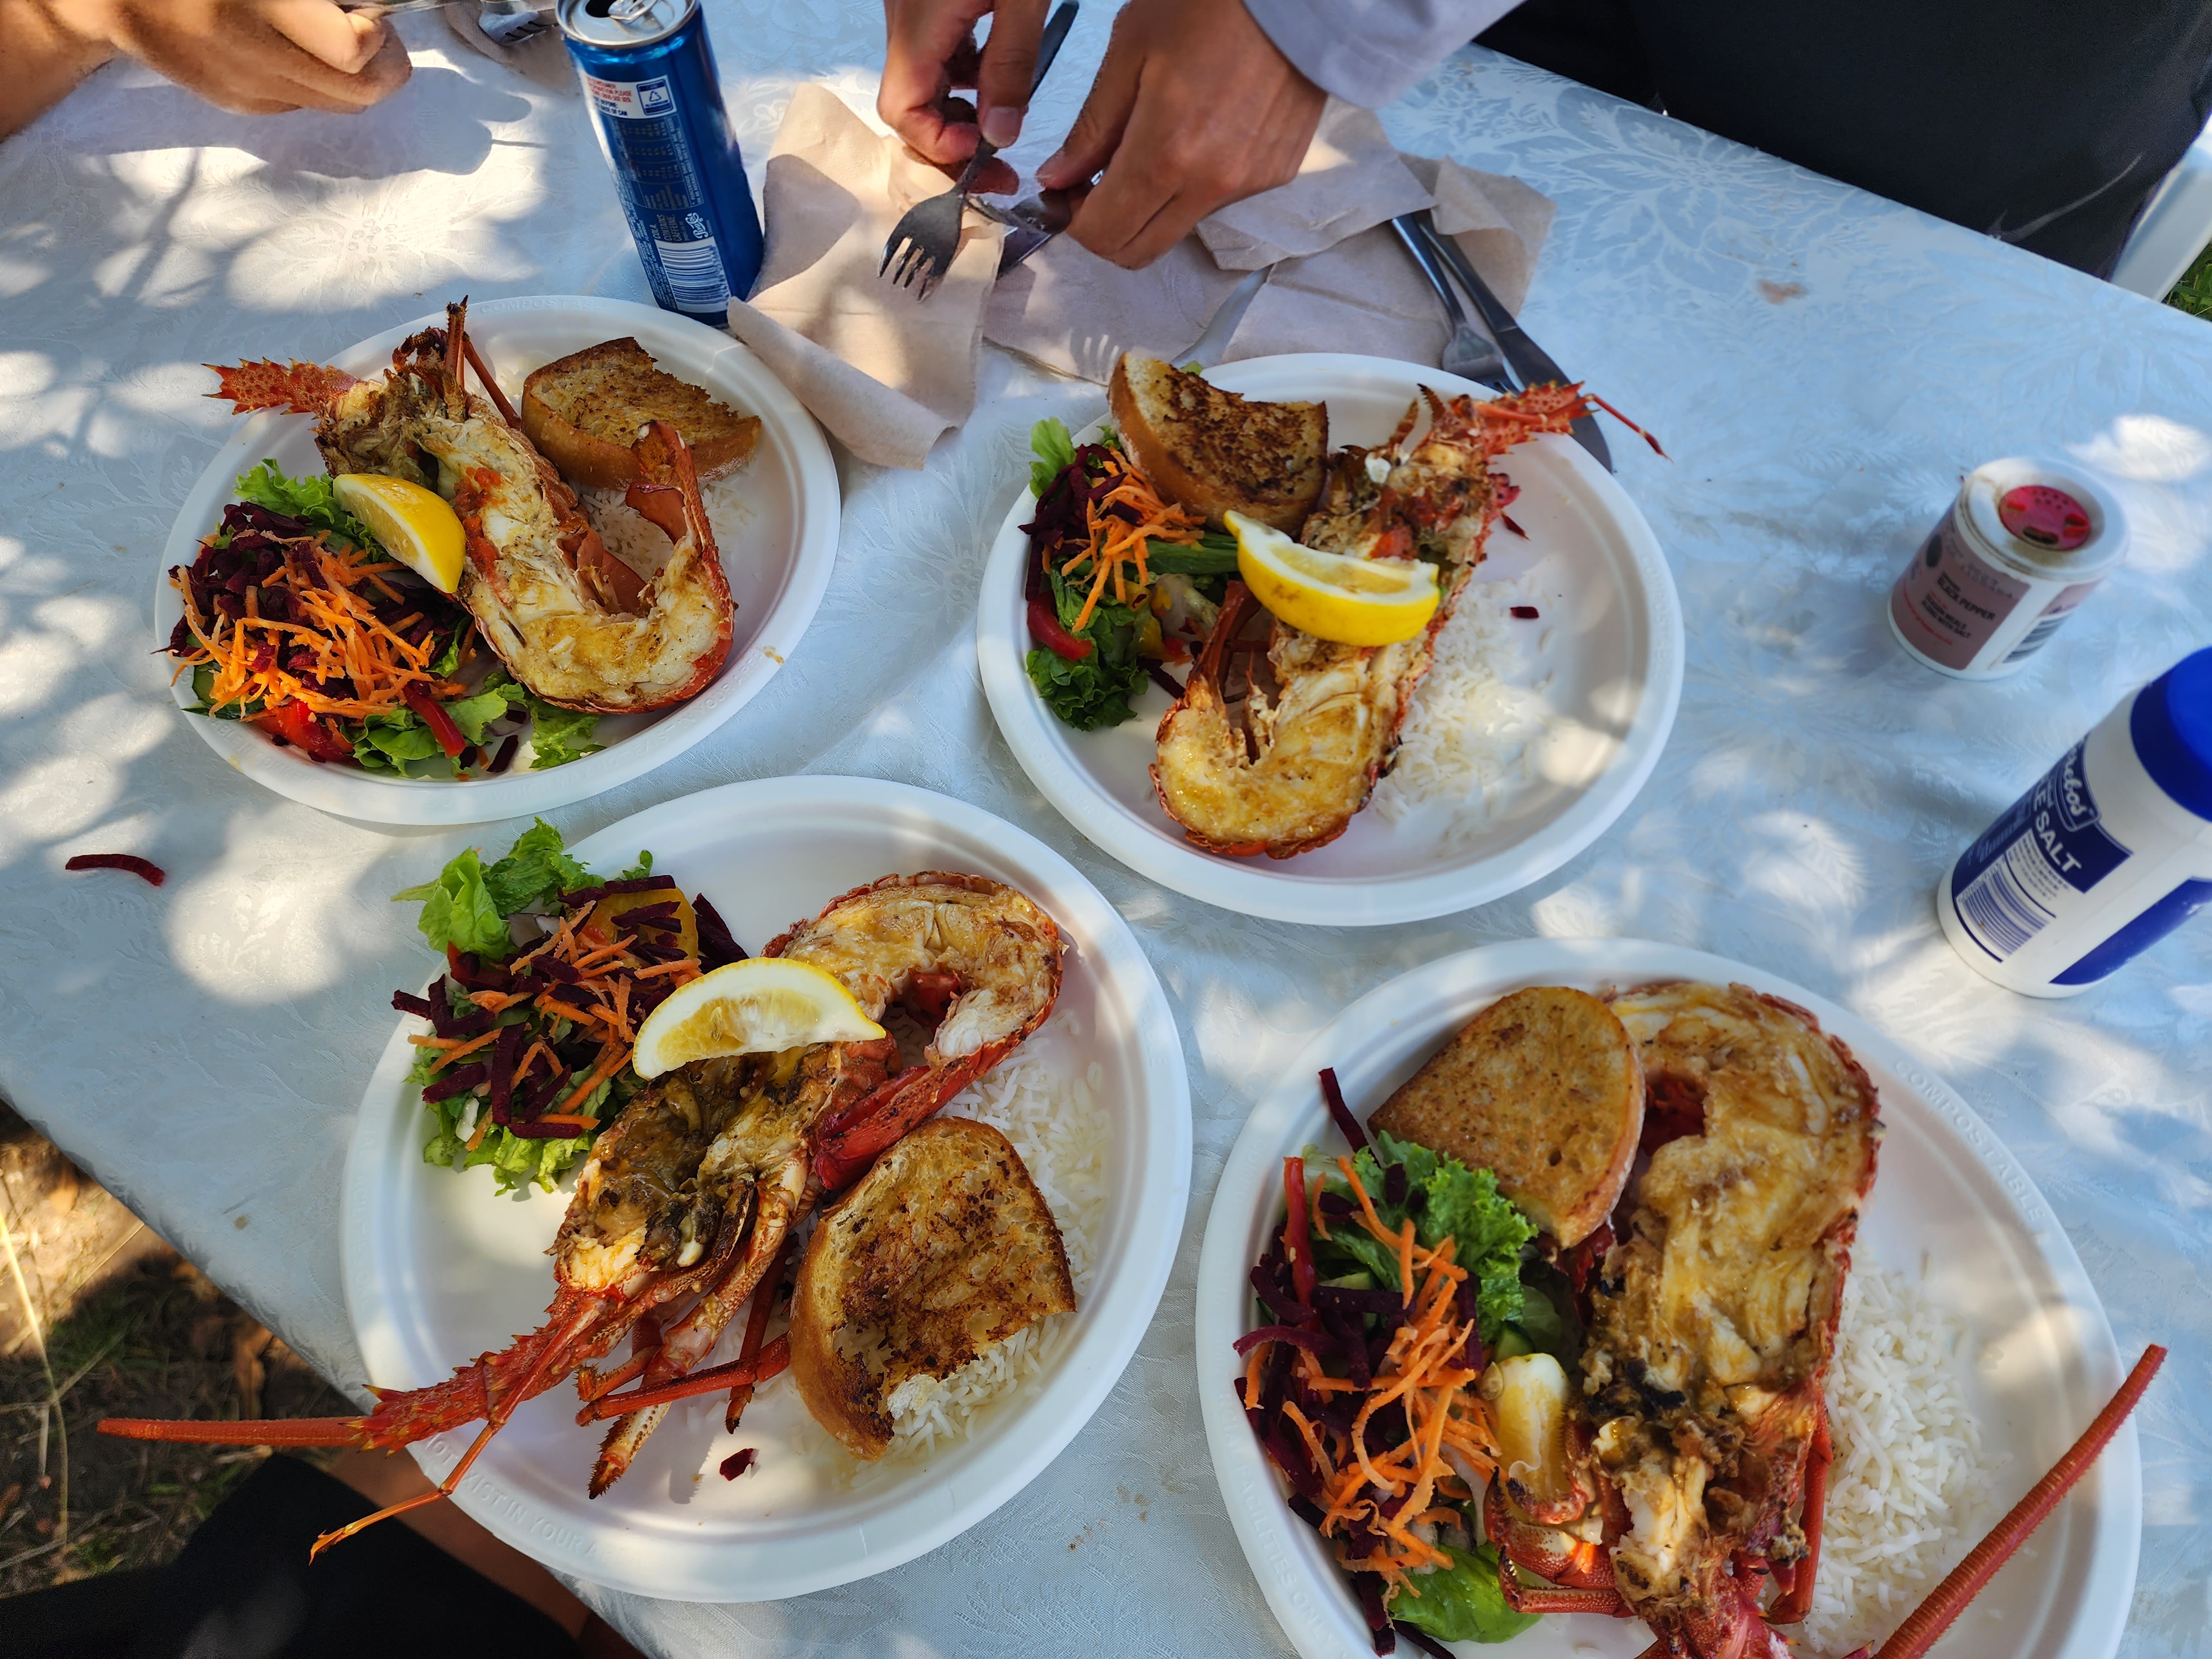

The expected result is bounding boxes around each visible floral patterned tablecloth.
[2,4,2209,1653]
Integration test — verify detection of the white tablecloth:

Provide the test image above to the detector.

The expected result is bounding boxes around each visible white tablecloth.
[4,6,2209,1654]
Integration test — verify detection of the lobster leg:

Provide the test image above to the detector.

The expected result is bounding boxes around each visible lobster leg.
[1483,1482,1632,1615]
[309,1288,606,1556]
[101,1287,612,1455]
[724,1232,794,1432]
[812,1039,1016,1191]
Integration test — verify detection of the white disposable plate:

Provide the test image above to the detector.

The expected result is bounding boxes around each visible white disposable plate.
[342,776,1191,1599]
[1196,939,2138,1659]
[975,356,1683,927]
[155,296,839,825]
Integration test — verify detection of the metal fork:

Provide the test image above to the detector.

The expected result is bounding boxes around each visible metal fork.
[881,0,1079,299]
[341,0,549,41]
[1388,217,1508,388]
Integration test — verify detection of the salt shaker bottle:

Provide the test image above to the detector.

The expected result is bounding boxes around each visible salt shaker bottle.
[1939,648,2212,995]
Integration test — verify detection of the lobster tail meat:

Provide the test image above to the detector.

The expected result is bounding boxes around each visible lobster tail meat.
[565,872,1065,1493]
[1580,982,1882,1658]
[1151,384,1604,859]
[209,297,737,717]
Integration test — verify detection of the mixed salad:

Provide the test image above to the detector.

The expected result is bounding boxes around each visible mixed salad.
[1240,1073,1583,1651]
[390,820,747,1191]
[1021,419,1241,731]
[166,462,602,778]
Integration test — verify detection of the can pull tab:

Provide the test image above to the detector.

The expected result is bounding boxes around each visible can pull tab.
[1999,485,2092,551]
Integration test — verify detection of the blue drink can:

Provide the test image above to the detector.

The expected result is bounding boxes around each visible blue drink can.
[557,0,764,322]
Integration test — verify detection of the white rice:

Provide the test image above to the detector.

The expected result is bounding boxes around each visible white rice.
[1803,1265,1997,1653]
[578,471,755,582]
[1370,574,1561,825]
[790,1031,1107,1481]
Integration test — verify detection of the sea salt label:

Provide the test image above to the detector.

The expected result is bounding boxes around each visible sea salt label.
[1939,651,2212,995]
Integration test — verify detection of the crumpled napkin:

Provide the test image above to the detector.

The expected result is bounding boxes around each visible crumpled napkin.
[723,85,1003,469]
[985,101,1554,383]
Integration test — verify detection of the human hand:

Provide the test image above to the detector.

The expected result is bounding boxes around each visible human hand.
[879,0,1046,195]
[1035,0,1324,269]
[56,0,411,115]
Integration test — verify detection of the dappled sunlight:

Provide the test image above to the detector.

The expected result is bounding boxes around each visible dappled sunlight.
[2072,411,2212,580]
[2074,415,2212,485]
[1740,808,1869,912]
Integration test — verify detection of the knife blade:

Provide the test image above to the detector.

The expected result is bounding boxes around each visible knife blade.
[1178,266,1269,369]
[982,193,1075,275]
[1411,212,1611,473]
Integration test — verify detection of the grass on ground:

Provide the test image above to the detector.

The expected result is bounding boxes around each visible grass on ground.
[2168,241,2212,319]
[1,1101,353,1597]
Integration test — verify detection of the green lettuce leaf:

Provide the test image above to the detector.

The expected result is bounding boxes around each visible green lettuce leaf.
[1029,416,1078,497]
[483,818,589,916]
[617,851,654,882]
[234,459,373,547]
[1315,1128,1537,1344]
[1389,1544,1538,1644]
[1024,567,1147,731]
[391,846,512,960]
[443,688,510,745]
[479,669,603,771]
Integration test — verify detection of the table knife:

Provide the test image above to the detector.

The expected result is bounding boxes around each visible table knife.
[983,194,1074,276]
[1408,211,1611,473]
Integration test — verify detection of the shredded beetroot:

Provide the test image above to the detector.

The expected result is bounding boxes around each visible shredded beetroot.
[1510,604,1540,619]
[1145,661,1186,700]
[1233,1323,1336,1358]
[65,853,164,886]
[560,875,678,905]
[488,733,520,774]
[1318,1068,1369,1153]
[718,1448,758,1481]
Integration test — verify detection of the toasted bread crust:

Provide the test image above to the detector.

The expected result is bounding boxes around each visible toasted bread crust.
[1369,985,1644,1246]
[790,1117,1075,1460]
[520,337,760,489]
[1108,353,1326,534]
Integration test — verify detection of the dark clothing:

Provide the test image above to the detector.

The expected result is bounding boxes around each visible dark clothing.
[2,1457,578,1659]
[1479,0,2212,275]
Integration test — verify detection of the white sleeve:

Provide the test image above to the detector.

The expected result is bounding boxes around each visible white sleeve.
[1241,0,1522,107]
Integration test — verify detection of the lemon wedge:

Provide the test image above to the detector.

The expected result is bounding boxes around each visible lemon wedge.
[1228,510,1441,647]
[630,959,886,1079]
[332,473,466,594]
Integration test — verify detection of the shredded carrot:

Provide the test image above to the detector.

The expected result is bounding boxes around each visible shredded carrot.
[630,958,700,980]
[1282,1156,1502,1589]
[171,531,461,723]
[514,1039,556,1086]
[531,1114,597,1132]
[465,1113,493,1152]
[1280,1400,1336,1482]
[1244,1344,1266,1410]
[1056,448,1206,631]
[427,1027,500,1073]
[550,1045,627,1117]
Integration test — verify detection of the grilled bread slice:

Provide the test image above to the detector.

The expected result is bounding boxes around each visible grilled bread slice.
[1369,985,1644,1246]
[520,337,761,489]
[790,1117,1076,1460]
[1108,352,1326,534]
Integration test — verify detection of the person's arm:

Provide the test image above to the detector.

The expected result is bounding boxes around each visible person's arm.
[2,0,410,139]
[1032,0,1326,269]
[1239,0,1519,108]
[0,0,117,137]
